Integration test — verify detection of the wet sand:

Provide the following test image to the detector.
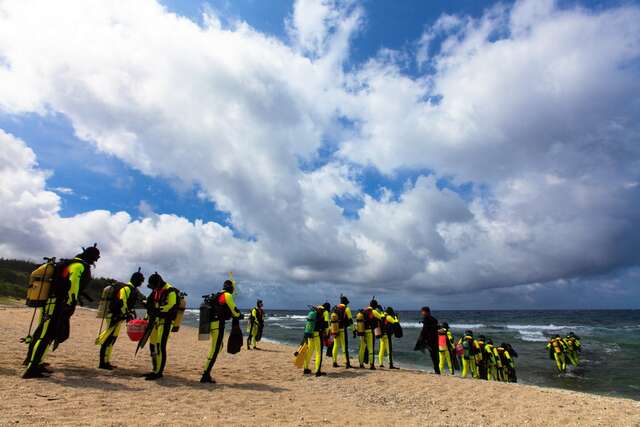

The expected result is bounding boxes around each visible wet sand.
[0,307,638,426]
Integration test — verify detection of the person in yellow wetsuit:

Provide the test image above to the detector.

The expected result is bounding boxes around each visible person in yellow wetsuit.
[303,304,329,377]
[437,323,456,375]
[201,279,242,383]
[547,335,567,373]
[495,342,514,382]
[98,270,144,369]
[23,245,100,379]
[458,330,481,379]
[564,332,581,366]
[247,299,264,350]
[379,307,399,369]
[484,339,498,381]
[144,273,178,380]
[358,299,383,370]
[331,295,353,368]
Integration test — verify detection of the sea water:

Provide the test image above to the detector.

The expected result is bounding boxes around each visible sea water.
[181,309,640,400]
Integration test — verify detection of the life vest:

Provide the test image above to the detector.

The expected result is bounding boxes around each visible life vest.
[363,307,378,330]
[551,338,564,354]
[330,312,340,335]
[438,329,448,351]
[332,304,348,328]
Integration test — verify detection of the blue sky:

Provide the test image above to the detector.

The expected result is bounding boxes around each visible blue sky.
[0,0,638,309]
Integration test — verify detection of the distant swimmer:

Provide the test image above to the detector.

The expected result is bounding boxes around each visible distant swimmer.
[247,299,265,350]
[96,269,145,370]
[200,278,242,383]
[547,335,568,373]
[331,295,353,368]
[23,244,101,379]
[303,303,330,377]
[379,307,400,369]
[414,306,440,374]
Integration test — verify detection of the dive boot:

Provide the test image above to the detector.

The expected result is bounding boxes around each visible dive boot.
[359,363,365,369]
[370,365,376,370]
[22,367,47,379]
[144,373,163,381]
[200,373,215,383]
[333,362,339,368]
[99,363,115,370]
[303,369,312,375]
[315,371,327,377]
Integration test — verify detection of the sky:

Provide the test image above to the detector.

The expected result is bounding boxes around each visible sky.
[0,0,639,309]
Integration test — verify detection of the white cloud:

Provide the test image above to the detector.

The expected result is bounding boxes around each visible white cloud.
[0,0,638,305]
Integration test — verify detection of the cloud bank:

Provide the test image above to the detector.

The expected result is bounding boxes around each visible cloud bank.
[0,0,638,306]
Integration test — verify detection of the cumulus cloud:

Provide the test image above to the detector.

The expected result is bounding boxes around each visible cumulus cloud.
[0,0,638,306]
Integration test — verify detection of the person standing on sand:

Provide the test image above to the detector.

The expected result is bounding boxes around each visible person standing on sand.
[414,306,440,374]
[331,295,353,368]
[97,269,144,370]
[303,304,329,377]
[358,299,383,370]
[144,273,178,381]
[23,245,101,379]
[378,306,399,369]
[247,299,264,350]
[201,279,242,383]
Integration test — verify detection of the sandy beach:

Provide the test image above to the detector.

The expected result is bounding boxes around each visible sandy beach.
[0,306,638,426]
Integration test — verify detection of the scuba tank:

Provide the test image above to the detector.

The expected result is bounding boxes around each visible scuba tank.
[199,295,212,341]
[171,291,187,332]
[355,311,365,336]
[330,311,340,336]
[26,258,56,307]
[96,283,117,318]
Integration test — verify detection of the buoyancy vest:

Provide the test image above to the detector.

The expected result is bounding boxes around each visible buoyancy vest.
[550,338,564,354]
[333,304,348,328]
[53,258,92,300]
[213,291,234,321]
[363,307,378,330]
[355,310,366,336]
[438,329,448,351]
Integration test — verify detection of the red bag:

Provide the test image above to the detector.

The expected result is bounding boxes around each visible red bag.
[126,319,148,342]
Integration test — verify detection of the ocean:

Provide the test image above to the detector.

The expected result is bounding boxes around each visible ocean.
[181,309,640,400]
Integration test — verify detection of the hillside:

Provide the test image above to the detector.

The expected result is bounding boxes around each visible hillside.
[0,258,114,307]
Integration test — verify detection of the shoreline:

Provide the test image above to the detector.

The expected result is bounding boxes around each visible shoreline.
[1,307,639,426]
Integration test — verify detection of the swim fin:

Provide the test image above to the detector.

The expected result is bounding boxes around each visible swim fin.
[294,343,308,368]
[227,317,243,354]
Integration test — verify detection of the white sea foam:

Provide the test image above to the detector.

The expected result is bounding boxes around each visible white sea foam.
[518,330,548,342]
[449,323,486,329]
[505,324,573,331]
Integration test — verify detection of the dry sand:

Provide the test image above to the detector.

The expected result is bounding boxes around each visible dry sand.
[0,306,638,426]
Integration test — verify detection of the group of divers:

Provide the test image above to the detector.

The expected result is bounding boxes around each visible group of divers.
[296,300,521,381]
[19,245,582,382]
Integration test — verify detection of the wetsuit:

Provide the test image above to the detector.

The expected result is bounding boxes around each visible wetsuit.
[438,328,456,375]
[547,337,567,373]
[202,290,241,381]
[417,314,440,374]
[495,345,513,381]
[98,282,136,367]
[564,335,581,366]
[378,314,398,367]
[359,306,382,369]
[331,303,353,367]
[247,306,264,349]
[458,335,480,378]
[24,258,91,376]
[304,307,328,375]
[484,343,498,381]
[148,283,177,376]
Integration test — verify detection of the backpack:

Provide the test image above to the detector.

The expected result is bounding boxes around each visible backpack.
[332,304,346,327]
[96,281,127,319]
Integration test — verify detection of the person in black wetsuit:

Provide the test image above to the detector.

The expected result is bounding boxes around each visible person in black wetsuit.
[414,306,440,374]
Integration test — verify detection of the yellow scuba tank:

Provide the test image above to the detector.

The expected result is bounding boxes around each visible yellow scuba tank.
[96,283,117,318]
[26,259,56,307]
[172,291,187,332]
[355,311,365,336]
[330,311,340,335]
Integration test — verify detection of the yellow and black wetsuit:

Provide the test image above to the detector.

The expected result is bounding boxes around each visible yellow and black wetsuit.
[484,342,498,380]
[331,303,353,367]
[495,344,513,381]
[148,283,177,377]
[564,335,581,366]
[303,306,328,376]
[359,306,382,369]
[24,257,91,378]
[247,305,264,350]
[547,337,567,373]
[378,313,398,367]
[99,282,136,368]
[458,334,481,378]
[201,289,241,382]
[438,328,456,375]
